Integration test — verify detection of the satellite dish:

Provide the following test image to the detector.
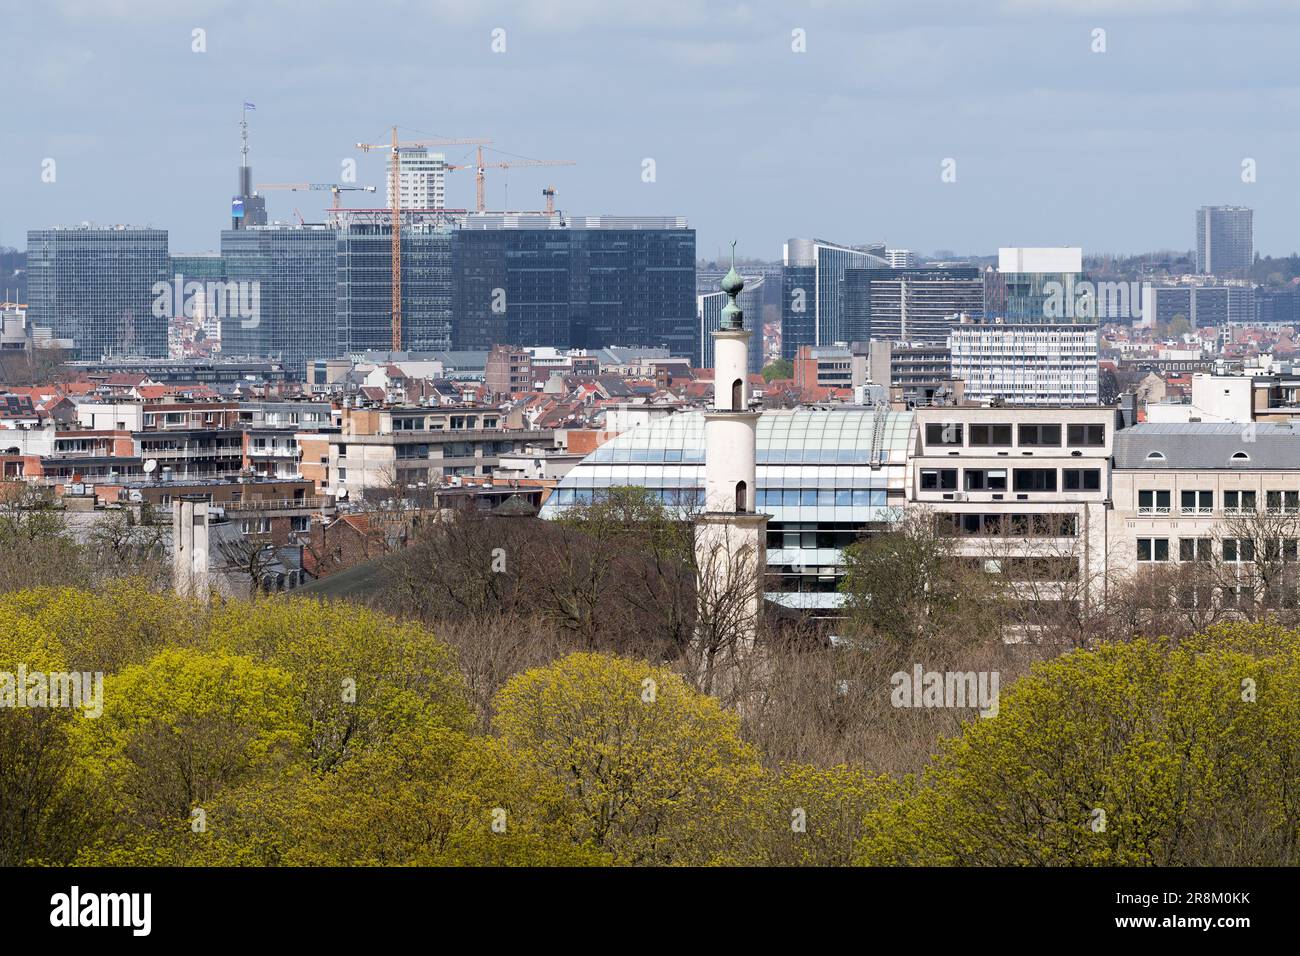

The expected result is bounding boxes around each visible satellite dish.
[143,459,158,474]
[337,488,348,499]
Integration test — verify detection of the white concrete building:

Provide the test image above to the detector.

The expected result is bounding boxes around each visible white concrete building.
[387,149,447,209]
[948,323,1099,406]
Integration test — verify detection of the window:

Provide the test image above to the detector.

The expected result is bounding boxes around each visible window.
[1137,538,1169,562]
[1230,451,1250,464]
[921,469,958,491]
[1266,490,1300,513]
[925,423,963,446]
[1013,468,1057,492]
[1062,469,1101,492]
[969,424,1012,446]
[1018,424,1062,446]
[1180,490,1212,514]
[1067,423,1105,447]
[1138,489,1171,514]
[1223,538,1255,563]
[1179,538,1212,562]
[1224,490,1257,513]
[965,469,1007,491]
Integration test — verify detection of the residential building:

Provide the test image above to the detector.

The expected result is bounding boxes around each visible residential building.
[388,148,447,209]
[865,339,958,406]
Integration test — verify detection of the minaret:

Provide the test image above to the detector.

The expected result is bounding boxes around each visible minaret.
[694,242,768,690]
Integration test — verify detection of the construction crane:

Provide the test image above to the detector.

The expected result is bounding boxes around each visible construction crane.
[447,145,575,212]
[256,182,377,209]
[356,128,491,352]
[543,185,557,214]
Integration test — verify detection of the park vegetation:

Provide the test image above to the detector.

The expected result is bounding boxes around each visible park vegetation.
[1,487,1297,865]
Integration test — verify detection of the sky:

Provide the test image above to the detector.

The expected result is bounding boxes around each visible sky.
[3,0,1299,261]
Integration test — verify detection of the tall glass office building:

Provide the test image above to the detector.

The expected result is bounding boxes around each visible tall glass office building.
[781,238,890,358]
[337,221,454,354]
[454,215,696,357]
[1196,205,1253,276]
[26,226,170,360]
[220,226,337,375]
[843,267,982,344]
[541,407,914,609]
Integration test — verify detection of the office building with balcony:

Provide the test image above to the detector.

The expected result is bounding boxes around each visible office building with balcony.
[1111,423,1300,601]
[327,404,555,499]
[911,406,1117,608]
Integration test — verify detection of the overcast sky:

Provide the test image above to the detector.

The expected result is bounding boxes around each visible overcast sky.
[3,0,1298,261]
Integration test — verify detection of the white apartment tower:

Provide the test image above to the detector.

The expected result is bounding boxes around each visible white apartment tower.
[695,244,768,681]
[387,149,447,209]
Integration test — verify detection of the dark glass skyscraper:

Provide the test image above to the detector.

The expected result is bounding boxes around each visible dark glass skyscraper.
[26,226,169,360]
[781,238,890,359]
[453,215,696,355]
[843,267,982,344]
[1196,205,1253,276]
[220,226,336,374]
[337,221,454,354]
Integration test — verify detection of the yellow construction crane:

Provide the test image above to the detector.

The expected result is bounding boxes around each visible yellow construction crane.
[447,145,575,212]
[356,128,491,352]
[256,182,377,209]
[543,185,557,214]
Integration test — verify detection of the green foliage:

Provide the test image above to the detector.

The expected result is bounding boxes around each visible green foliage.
[856,628,1300,866]
[494,652,767,864]
[6,583,1300,867]
[761,358,793,382]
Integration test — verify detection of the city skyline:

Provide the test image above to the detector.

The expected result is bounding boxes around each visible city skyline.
[4,1,1300,259]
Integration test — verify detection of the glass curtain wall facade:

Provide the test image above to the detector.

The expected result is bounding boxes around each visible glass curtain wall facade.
[782,239,890,358]
[452,217,696,357]
[335,222,454,354]
[26,227,169,360]
[221,226,336,375]
[843,267,982,344]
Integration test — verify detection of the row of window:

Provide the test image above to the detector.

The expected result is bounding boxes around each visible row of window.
[936,512,1079,537]
[924,422,1106,448]
[1136,489,1300,513]
[921,467,1101,493]
[586,447,898,465]
[1136,537,1300,562]
[547,487,890,508]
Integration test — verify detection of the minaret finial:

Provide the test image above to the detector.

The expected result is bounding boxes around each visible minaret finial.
[720,239,744,330]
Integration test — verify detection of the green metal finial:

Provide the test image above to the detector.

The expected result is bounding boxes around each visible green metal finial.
[720,239,744,329]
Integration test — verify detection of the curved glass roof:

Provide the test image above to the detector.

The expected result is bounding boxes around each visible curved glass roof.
[542,408,915,520]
